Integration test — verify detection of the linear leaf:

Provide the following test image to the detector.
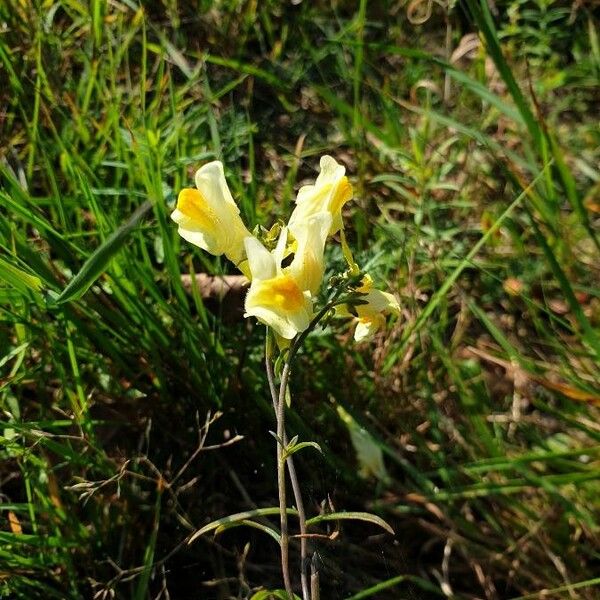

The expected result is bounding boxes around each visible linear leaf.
[283,440,322,460]
[306,511,394,535]
[527,207,600,360]
[0,257,42,295]
[188,507,299,545]
[383,163,551,373]
[215,519,281,544]
[347,574,445,599]
[55,201,152,304]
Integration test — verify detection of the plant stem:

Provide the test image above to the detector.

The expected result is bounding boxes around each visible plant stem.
[264,285,353,599]
[276,360,294,598]
[266,349,310,600]
[287,451,309,600]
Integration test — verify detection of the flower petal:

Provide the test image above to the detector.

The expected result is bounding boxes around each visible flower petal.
[359,289,400,317]
[289,156,352,236]
[171,205,218,253]
[287,212,331,295]
[244,276,312,339]
[245,305,298,339]
[273,226,289,272]
[172,163,252,269]
[354,314,385,342]
[244,237,276,281]
[245,293,311,339]
[317,155,346,184]
[195,161,238,210]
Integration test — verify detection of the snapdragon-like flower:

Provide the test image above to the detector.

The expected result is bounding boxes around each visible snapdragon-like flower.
[341,275,400,342]
[288,155,353,237]
[244,213,332,339]
[172,156,399,344]
[171,161,252,273]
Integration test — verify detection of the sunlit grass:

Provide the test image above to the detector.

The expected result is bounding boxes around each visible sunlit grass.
[1,1,599,598]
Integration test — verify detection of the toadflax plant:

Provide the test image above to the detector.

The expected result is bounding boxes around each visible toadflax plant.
[172,156,398,599]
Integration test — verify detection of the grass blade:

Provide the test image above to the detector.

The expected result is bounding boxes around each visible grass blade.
[55,201,152,304]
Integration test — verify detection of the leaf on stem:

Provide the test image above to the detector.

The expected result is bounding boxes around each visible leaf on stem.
[283,440,322,461]
[188,507,299,545]
[215,519,281,544]
[306,511,394,535]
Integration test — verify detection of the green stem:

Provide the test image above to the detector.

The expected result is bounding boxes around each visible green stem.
[266,340,309,600]
[266,279,356,598]
[277,360,294,598]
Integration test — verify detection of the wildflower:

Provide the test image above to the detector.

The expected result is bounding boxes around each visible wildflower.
[171,161,252,273]
[244,213,332,339]
[288,155,353,237]
[340,274,400,342]
[286,212,331,295]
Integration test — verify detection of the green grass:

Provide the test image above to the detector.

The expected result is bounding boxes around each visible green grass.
[1,1,599,598]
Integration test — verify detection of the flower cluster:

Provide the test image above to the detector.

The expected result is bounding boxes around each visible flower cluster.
[171,156,399,341]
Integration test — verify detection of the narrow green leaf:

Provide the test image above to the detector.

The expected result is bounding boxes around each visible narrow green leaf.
[384,163,552,373]
[188,507,299,545]
[204,54,288,91]
[134,491,162,600]
[0,257,42,295]
[283,440,322,460]
[509,577,600,600]
[354,40,525,124]
[547,132,600,252]
[55,201,152,304]
[215,519,281,544]
[306,511,394,535]
[0,532,78,548]
[346,574,445,599]
[527,208,600,360]
[464,0,541,148]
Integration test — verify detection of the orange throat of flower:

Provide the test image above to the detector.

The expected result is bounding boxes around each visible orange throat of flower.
[177,188,216,230]
[253,275,305,312]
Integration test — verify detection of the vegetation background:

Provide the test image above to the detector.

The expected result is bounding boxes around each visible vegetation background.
[1,0,599,598]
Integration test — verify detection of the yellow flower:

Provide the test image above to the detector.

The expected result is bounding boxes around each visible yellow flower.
[286,212,331,295]
[339,275,400,342]
[171,161,252,272]
[244,213,331,339]
[354,289,400,341]
[288,155,353,237]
